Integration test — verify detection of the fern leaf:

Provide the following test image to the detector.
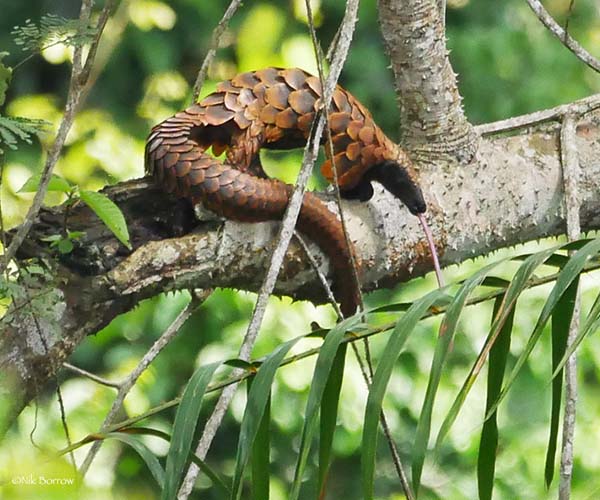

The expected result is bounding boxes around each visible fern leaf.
[11,14,96,53]
[0,115,49,152]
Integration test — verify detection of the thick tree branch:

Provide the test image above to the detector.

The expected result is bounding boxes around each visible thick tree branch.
[2,102,600,437]
[376,0,477,163]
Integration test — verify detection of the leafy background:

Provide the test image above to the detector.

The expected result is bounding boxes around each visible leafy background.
[1,0,600,499]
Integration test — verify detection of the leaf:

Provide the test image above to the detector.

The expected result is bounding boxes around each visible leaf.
[0,52,12,106]
[106,426,231,497]
[40,234,62,243]
[412,262,502,493]
[18,173,72,193]
[477,295,514,500]
[551,287,600,379]
[290,315,360,500]
[80,189,132,249]
[436,245,560,448]
[162,362,222,500]
[544,277,578,488]
[57,238,74,254]
[0,116,49,152]
[104,432,165,488]
[231,338,300,500]
[190,454,232,498]
[251,389,270,500]
[225,359,256,370]
[361,289,451,500]
[11,14,96,53]
[488,237,600,418]
[318,343,347,497]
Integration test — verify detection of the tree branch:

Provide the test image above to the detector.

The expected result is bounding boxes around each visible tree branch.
[376,0,477,163]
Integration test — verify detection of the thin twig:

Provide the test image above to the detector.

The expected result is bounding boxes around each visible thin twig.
[525,0,600,73]
[1,0,114,272]
[294,231,343,318]
[177,4,361,497]
[79,298,199,477]
[563,0,577,36]
[190,0,243,103]
[475,92,600,136]
[62,362,121,389]
[558,114,580,500]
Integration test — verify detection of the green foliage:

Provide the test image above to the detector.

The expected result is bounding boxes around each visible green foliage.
[79,189,132,249]
[103,432,166,489]
[19,172,132,250]
[0,53,49,154]
[231,338,300,500]
[40,230,85,255]
[0,116,49,154]
[18,172,71,193]
[0,261,62,331]
[362,289,450,500]
[477,295,514,500]
[290,315,361,499]
[11,14,96,53]
[162,361,222,500]
[318,343,347,497]
[545,279,579,487]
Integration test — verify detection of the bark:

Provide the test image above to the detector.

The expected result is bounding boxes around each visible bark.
[377,0,478,163]
[2,106,600,436]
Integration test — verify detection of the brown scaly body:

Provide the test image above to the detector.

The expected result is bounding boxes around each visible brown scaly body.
[145,67,426,317]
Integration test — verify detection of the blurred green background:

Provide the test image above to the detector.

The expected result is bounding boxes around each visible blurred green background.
[1,0,600,499]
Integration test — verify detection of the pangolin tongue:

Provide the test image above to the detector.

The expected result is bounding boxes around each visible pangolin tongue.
[417,213,445,288]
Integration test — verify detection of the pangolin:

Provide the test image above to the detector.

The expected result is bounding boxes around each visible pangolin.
[145,67,426,317]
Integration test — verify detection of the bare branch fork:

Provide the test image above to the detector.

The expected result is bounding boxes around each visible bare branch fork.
[79,297,202,477]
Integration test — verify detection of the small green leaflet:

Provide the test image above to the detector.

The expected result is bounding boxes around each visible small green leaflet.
[80,190,132,249]
[19,173,72,194]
